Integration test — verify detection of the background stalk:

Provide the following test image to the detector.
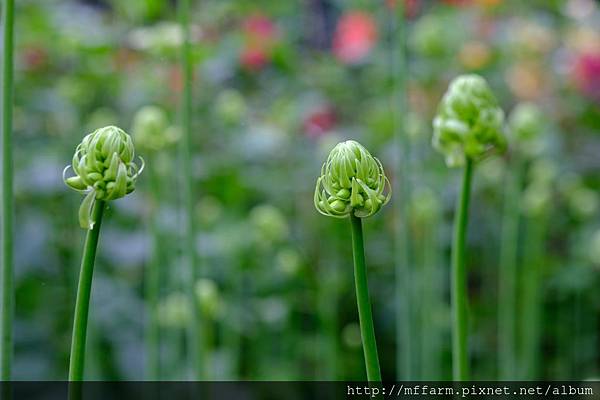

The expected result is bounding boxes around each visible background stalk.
[388,0,413,380]
[68,200,105,381]
[497,159,523,379]
[349,214,382,382]
[520,213,546,379]
[1,0,15,381]
[145,164,162,380]
[451,158,473,381]
[178,0,203,379]
[420,213,443,379]
[316,262,338,379]
[222,255,242,379]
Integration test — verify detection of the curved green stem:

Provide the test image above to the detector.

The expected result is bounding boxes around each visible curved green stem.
[350,214,382,382]
[179,0,203,379]
[451,158,473,381]
[498,159,523,379]
[68,200,106,381]
[1,0,15,381]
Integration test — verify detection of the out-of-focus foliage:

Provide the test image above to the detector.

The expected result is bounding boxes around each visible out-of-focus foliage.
[8,0,600,380]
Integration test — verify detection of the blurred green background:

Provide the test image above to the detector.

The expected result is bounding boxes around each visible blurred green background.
[4,0,600,381]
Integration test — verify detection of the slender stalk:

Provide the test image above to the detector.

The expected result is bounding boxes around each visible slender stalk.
[68,200,106,381]
[497,159,523,379]
[1,0,15,381]
[389,0,413,380]
[349,215,382,382]
[520,213,546,379]
[420,215,442,379]
[317,262,338,379]
[222,255,242,379]
[179,0,203,379]
[451,158,474,381]
[145,164,162,380]
[573,290,582,377]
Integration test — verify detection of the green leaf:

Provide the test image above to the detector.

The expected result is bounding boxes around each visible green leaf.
[78,190,96,230]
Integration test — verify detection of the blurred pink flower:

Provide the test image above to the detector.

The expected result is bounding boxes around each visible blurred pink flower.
[239,13,278,71]
[22,45,48,71]
[240,47,269,71]
[442,0,472,6]
[243,14,277,39]
[168,65,184,94]
[332,11,377,64]
[303,106,337,139]
[385,0,421,18]
[443,0,502,7]
[572,52,600,102]
[476,0,503,6]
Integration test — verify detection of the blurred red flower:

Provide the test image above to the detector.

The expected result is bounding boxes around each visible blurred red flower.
[243,14,277,39]
[572,52,600,102]
[476,0,503,6]
[442,0,472,6]
[443,0,502,7]
[303,106,336,139]
[240,47,269,71]
[113,47,140,72]
[332,11,378,64]
[240,13,278,71]
[168,66,183,94]
[22,45,48,71]
[385,0,421,18]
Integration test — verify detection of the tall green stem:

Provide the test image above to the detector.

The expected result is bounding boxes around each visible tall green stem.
[222,256,242,379]
[389,0,412,380]
[179,0,203,379]
[68,200,105,381]
[317,260,338,379]
[145,165,161,380]
[350,215,382,382]
[420,215,442,379]
[520,213,546,379]
[451,158,473,381]
[498,159,523,379]
[1,0,15,381]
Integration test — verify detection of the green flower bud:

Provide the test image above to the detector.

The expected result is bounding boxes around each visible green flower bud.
[410,186,440,222]
[509,102,543,142]
[522,181,552,217]
[131,105,174,152]
[249,204,289,246]
[508,102,545,157]
[412,15,451,58]
[215,89,247,126]
[568,187,599,220]
[64,125,144,229]
[557,173,599,219]
[275,247,302,276]
[195,279,222,318]
[158,292,191,328]
[196,196,224,227]
[529,158,558,186]
[478,156,507,187]
[432,74,506,167]
[128,22,183,56]
[314,140,391,218]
